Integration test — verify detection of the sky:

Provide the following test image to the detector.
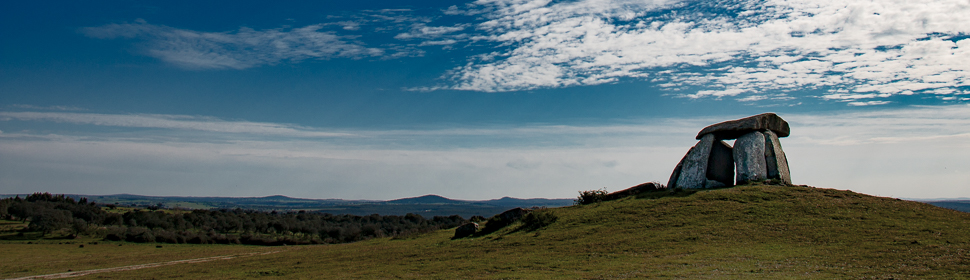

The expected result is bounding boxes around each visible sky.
[1,0,968,200]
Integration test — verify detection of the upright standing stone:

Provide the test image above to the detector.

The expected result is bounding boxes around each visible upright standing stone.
[733,131,767,184]
[706,140,735,187]
[674,134,715,189]
[763,130,792,184]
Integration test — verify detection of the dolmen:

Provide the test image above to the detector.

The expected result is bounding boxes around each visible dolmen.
[667,113,792,189]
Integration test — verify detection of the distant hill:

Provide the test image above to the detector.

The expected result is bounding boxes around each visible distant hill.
[386,194,462,205]
[88,183,970,278]
[925,200,970,213]
[0,193,573,218]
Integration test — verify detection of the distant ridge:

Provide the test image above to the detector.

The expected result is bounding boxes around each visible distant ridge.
[0,193,573,218]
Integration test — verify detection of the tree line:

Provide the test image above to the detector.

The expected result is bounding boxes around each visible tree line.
[0,193,467,245]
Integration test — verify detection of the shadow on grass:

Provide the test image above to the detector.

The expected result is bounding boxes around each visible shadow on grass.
[511,211,558,233]
[635,188,699,200]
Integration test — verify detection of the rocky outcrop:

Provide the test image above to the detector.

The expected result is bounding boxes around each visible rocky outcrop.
[604,182,666,201]
[480,208,530,234]
[669,113,793,188]
[453,222,479,239]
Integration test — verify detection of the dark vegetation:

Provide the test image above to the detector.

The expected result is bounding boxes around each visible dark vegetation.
[0,193,466,245]
[3,193,575,218]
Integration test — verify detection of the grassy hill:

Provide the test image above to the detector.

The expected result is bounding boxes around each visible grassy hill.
[9,183,970,278]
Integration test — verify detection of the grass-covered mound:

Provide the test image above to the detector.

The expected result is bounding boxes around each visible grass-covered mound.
[25,184,970,278]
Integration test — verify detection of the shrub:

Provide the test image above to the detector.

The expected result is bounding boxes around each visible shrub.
[125,227,155,243]
[576,189,609,205]
[103,226,127,241]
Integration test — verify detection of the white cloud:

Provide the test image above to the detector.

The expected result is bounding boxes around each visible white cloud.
[394,24,468,40]
[82,19,384,69]
[439,0,970,103]
[847,101,891,106]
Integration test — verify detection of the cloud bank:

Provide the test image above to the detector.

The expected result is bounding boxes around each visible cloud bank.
[444,0,970,103]
[81,0,970,104]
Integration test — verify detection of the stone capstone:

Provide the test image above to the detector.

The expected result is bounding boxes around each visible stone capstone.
[695,113,790,140]
[453,222,479,239]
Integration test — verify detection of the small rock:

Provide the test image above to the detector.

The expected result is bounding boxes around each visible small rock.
[605,182,665,200]
[453,222,479,239]
[704,180,727,189]
[481,208,531,234]
[497,208,529,223]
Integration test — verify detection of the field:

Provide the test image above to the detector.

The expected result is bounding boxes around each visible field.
[0,242,278,279]
[4,184,970,279]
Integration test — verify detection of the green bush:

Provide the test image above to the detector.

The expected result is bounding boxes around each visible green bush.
[575,189,609,205]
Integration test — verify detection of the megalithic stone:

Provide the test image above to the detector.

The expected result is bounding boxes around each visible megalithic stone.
[707,140,735,187]
[763,130,792,184]
[669,112,794,189]
[734,131,767,184]
[695,113,790,140]
[666,137,734,189]
[673,134,715,189]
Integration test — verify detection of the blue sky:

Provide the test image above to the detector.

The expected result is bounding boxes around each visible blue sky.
[1,0,968,200]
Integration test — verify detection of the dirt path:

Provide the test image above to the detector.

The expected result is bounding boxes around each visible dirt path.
[6,250,287,280]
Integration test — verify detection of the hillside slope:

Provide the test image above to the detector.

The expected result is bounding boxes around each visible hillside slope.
[75,184,970,278]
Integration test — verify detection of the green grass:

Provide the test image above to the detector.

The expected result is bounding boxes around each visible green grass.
[9,184,970,278]
[0,242,279,278]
